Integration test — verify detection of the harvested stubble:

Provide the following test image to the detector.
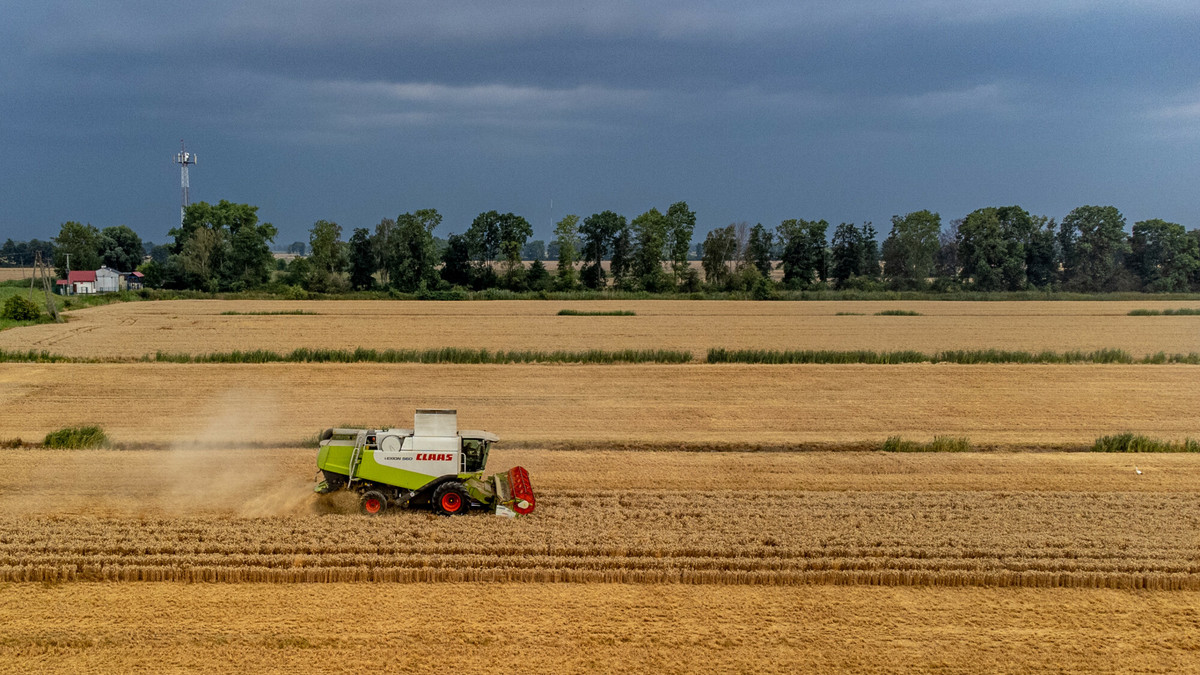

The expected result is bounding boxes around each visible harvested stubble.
[7,299,1200,358]
[4,446,1200,592]
[3,489,1198,589]
[5,585,1200,673]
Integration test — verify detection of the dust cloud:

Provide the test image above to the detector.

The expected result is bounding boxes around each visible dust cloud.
[2,389,350,517]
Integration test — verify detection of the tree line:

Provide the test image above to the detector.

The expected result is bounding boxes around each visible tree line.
[25,200,1200,295]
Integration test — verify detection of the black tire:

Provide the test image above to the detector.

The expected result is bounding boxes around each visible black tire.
[359,490,388,516]
[432,482,469,516]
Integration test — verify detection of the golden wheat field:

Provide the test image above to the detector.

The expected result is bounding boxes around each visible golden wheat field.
[0,267,34,282]
[5,299,1200,358]
[1,362,1198,445]
[2,448,1197,590]
[3,584,1198,673]
[3,298,1200,672]
[2,447,1200,671]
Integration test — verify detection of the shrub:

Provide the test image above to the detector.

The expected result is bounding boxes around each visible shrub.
[875,309,921,316]
[1,295,42,321]
[43,425,108,449]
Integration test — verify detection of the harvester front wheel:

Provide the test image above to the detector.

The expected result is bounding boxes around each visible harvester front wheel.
[359,490,387,516]
[433,482,469,516]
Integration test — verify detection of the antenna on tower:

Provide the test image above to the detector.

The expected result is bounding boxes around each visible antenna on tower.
[174,140,197,227]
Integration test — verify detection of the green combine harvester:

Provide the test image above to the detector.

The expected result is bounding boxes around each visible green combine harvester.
[314,409,536,517]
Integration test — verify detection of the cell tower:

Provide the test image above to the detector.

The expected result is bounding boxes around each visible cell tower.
[174,140,197,226]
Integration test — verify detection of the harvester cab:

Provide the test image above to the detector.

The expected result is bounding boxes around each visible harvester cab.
[314,409,536,517]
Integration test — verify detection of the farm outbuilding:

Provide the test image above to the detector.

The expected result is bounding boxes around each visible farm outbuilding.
[59,270,97,295]
[96,266,120,293]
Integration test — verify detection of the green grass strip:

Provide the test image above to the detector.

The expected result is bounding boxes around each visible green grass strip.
[0,349,73,363]
[1093,432,1200,453]
[557,309,636,316]
[1127,308,1200,316]
[153,347,692,364]
[874,310,922,316]
[881,436,972,452]
[705,348,1200,364]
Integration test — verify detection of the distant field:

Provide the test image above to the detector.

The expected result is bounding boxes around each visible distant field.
[0,267,34,282]
[1,363,1196,445]
[4,299,1200,358]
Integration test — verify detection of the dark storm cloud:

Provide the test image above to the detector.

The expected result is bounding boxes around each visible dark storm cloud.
[3,1,1199,242]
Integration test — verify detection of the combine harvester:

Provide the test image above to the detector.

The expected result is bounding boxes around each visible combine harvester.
[314,409,536,517]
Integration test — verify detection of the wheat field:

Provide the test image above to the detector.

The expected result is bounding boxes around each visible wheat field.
[5,299,1200,358]
[1,362,1198,445]
[4,584,1198,673]
[1,448,1196,591]
[3,298,1200,671]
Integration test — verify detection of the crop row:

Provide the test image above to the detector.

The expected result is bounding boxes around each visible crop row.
[3,564,1199,590]
[3,489,1197,588]
[5,346,1200,365]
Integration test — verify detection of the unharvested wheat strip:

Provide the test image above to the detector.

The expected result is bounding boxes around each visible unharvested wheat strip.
[2,363,1198,444]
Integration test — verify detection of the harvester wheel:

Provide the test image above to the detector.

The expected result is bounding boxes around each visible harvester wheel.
[433,482,469,516]
[359,490,387,516]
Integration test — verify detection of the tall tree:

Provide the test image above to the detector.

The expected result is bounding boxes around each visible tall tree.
[610,225,633,286]
[579,211,624,289]
[830,222,865,287]
[98,225,144,271]
[307,220,347,292]
[372,218,397,287]
[956,207,1027,291]
[522,240,546,261]
[1129,219,1200,292]
[440,233,473,288]
[881,210,940,287]
[497,212,532,281]
[777,219,828,287]
[701,225,738,288]
[553,214,581,291]
[347,227,375,290]
[1060,205,1129,291]
[744,223,774,277]
[665,201,697,284]
[53,221,101,278]
[1025,217,1058,288]
[390,209,442,292]
[170,201,276,290]
[631,207,671,291]
[935,220,960,280]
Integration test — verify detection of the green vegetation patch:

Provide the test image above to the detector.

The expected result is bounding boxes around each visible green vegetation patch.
[1127,308,1200,316]
[706,347,1200,365]
[219,310,318,315]
[557,309,636,316]
[153,347,692,364]
[881,436,972,452]
[0,349,72,363]
[43,425,108,449]
[874,309,922,316]
[1092,432,1200,453]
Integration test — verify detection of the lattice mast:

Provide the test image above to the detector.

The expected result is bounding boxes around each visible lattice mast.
[174,140,197,227]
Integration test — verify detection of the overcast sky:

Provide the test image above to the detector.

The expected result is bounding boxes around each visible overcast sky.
[2,0,1199,246]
